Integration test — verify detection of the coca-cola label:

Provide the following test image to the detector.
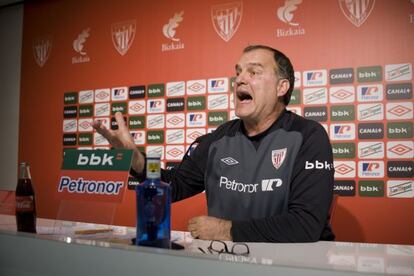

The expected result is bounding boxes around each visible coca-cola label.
[15,196,34,212]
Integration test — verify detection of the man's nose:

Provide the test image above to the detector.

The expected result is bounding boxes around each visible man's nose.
[235,71,247,86]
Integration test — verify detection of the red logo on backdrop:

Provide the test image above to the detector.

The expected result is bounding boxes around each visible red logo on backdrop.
[33,36,52,67]
[211,2,243,42]
[272,148,287,170]
[339,0,375,27]
[111,20,136,56]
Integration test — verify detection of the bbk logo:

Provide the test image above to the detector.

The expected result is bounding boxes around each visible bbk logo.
[77,153,113,166]
[78,119,93,132]
[33,35,52,67]
[147,99,165,113]
[186,128,205,143]
[387,141,413,159]
[162,11,185,52]
[94,88,110,102]
[333,180,355,197]
[166,113,185,128]
[358,161,384,178]
[79,90,94,104]
[111,87,128,101]
[78,133,92,146]
[94,103,110,117]
[385,63,412,82]
[357,66,382,82]
[208,112,228,126]
[208,94,228,110]
[166,81,185,97]
[63,119,77,133]
[358,123,384,139]
[358,142,384,159]
[130,130,145,145]
[63,134,77,146]
[294,71,301,87]
[330,123,355,140]
[63,106,77,118]
[111,20,136,56]
[329,86,355,103]
[359,181,384,197]
[303,106,328,122]
[72,28,90,64]
[329,68,354,84]
[128,100,146,115]
[128,116,145,129]
[334,161,356,178]
[387,180,414,198]
[147,130,164,144]
[386,102,413,120]
[332,142,356,159]
[111,102,127,115]
[330,105,355,122]
[303,70,327,87]
[211,2,242,42]
[148,84,165,97]
[147,114,165,129]
[166,129,184,144]
[166,145,184,160]
[129,85,146,99]
[208,78,228,93]
[64,92,77,105]
[386,83,412,100]
[303,88,327,104]
[357,84,383,102]
[187,96,206,110]
[339,0,375,27]
[187,112,206,127]
[166,98,185,112]
[187,80,206,95]
[357,103,384,121]
[387,161,413,178]
[387,122,413,139]
[305,160,334,170]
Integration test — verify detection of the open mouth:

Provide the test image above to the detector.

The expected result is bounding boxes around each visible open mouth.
[236,91,253,102]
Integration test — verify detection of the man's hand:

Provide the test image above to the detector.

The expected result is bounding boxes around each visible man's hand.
[92,112,145,173]
[188,216,232,241]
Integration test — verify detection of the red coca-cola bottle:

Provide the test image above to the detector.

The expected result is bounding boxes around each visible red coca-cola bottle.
[15,162,36,233]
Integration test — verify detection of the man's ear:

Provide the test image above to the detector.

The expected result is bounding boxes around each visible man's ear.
[277,79,290,97]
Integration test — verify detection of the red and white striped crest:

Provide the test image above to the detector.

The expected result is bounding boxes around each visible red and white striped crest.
[339,0,375,27]
[211,2,243,42]
[111,20,136,56]
[33,36,52,67]
[272,148,287,170]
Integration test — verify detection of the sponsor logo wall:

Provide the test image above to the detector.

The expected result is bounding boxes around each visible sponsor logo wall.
[20,0,414,233]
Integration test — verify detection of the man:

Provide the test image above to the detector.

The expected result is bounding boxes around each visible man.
[93,45,335,242]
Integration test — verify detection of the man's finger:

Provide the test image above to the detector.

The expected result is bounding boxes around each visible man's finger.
[114,112,127,131]
[93,119,113,140]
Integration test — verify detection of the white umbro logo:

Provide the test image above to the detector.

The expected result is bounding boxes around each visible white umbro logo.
[221,157,239,165]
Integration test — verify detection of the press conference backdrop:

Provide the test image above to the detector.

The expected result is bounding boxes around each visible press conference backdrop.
[18,0,413,244]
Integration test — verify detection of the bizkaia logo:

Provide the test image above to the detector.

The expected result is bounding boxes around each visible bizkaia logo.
[94,88,110,102]
[79,90,93,104]
[329,68,354,84]
[147,99,165,113]
[166,113,185,128]
[329,86,355,103]
[386,83,412,100]
[111,20,136,56]
[128,100,145,115]
[219,176,282,193]
[63,119,77,133]
[187,79,206,95]
[166,98,185,112]
[72,28,90,64]
[338,0,375,27]
[166,145,185,160]
[78,119,93,132]
[385,63,412,82]
[166,81,185,97]
[357,103,384,121]
[162,11,185,52]
[208,94,228,110]
[387,141,413,159]
[358,161,384,178]
[94,103,110,117]
[303,70,327,87]
[387,161,413,178]
[211,1,242,42]
[303,88,328,105]
[358,142,384,159]
[357,84,383,102]
[276,0,305,38]
[330,123,355,140]
[111,87,128,101]
[129,85,146,99]
[33,35,52,67]
[186,128,206,143]
[334,161,356,178]
[166,129,184,144]
[147,114,165,129]
[386,102,413,120]
[387,180,413,198]
[387,122,413,139]
[358,123,384,139]
[208,78,228,93]
[187,112,206,127]
[303,106,328,122]
[334,181,356,196]
[130,130,145,145]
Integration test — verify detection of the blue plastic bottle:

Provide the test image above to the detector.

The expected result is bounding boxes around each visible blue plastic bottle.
[136,153,171,248]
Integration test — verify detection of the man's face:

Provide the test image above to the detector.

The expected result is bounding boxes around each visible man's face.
[234,49,283,123]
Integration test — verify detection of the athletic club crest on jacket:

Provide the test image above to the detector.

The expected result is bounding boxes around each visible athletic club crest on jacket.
[272,148,287,170]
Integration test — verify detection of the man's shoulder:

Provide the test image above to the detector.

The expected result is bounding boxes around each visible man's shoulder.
[285,111,328,138]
